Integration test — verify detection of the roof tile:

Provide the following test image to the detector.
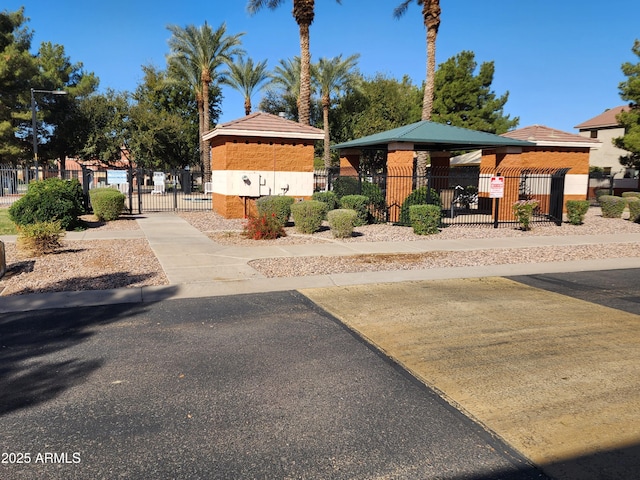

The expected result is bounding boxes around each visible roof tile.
[574,105,629,129]
[205,112,323,139]
[503,125,600,145]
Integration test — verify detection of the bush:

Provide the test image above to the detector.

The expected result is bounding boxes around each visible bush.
[256,196,295,226]
[327,209,358,238]
[16,220,65,256]
[621,191,640,199]
[595,189,611,202]
[242,213,286,240]
[398,187,441,226]
[90,188,126,221]
[9,178,84,230]
[340,194,369,226]
[627,197,640,222]
[565,200,590,225]
[312,191,338,212]
[409,204,441,235]
[512,199,539,231]
[332,176,359,199]
[290,200,327,234]
[599,195,626,218]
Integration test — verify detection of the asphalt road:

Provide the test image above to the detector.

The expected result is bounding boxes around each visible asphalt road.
[0,290,548,480]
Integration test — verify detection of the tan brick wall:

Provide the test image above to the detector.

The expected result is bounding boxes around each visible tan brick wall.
[489,147,590,174]
[340,154,359,176]
[211,136,314,173]
[387,150,414,222]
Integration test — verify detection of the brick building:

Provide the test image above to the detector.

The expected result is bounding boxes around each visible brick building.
[203,112,323,218]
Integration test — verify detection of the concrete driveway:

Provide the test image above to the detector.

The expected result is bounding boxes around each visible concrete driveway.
[301,269,640,480]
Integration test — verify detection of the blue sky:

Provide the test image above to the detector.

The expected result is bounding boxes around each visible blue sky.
[6,1,639,133]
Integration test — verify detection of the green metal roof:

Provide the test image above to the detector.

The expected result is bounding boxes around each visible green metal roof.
[332,120,534,151]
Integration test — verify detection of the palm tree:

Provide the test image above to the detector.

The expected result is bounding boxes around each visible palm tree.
[247,0,342,126]
[394,0,441,120]
[269,56,302,117]
[167,22,244,181]
[222,57,271,116]
[394,0,441,181]
[314,54,359,168]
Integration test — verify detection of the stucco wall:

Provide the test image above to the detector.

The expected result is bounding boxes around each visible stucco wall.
[209,135,316,219]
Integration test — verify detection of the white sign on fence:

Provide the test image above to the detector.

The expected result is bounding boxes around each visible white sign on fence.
[490,176,505,198]
[107,170,128,185]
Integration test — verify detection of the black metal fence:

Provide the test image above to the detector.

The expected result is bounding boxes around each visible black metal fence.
[0,165,212,213]
[314,166,568,228]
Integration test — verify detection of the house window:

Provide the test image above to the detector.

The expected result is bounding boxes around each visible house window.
[590,130,598,139]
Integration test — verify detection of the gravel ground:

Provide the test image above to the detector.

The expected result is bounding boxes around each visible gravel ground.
[1,208,640,296]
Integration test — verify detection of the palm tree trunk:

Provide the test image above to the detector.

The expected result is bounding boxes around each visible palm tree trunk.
[422,26,437,120]
[322,95,331,168]
[244,97,251,116]
[197,94,206,179]
[202,76,211,183]
[298,23,312,125]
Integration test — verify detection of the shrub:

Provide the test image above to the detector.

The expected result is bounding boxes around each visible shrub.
[290,200,327,234]
[16,220,65,256]
[327,209,357,238]
[312,191,338,212]
[90,188,126,221]
[9,178,84,230]
[242,213,286,240]
[627,197,640,222]
[621,191,640,199]
[599,195,626,218]
[409,204,441,235]
[594,189,611,202]
[256,196,295,226]
[512,199,539,231]
[340,194,369,226]
[398,187,441,226]
[332,176,360,199]
[565,200,590,225]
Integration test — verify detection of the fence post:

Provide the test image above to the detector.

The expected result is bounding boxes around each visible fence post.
[127,164,133,214]
[81,165,91,211]
[493,172,501,229]
[136,169,143,214]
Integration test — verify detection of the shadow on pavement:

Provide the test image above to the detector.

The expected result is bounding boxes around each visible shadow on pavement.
[0,286,179,415]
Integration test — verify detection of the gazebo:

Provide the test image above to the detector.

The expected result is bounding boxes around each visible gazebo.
[333,120,534,221]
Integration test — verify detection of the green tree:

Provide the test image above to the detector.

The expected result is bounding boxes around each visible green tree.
[432,51,518,134]
[615,39,640,169]
[0,8,37,164]
[167,22,244,181]
[128,65,204,169]
[247,0,343,126]
[76,90,130,164]
[332,74,422,142]
[35,41,99,170]
[222,56,271,115]
[314,53,359,167]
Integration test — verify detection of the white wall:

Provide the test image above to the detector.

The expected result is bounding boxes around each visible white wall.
[211,170,314,198]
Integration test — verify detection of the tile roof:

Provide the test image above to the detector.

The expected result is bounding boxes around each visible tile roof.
[502,125,601,147]
[203,112,324,141]
[574,105,629,129]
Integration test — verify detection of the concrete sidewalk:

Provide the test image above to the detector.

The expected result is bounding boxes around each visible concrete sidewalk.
[2,212,640,312]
